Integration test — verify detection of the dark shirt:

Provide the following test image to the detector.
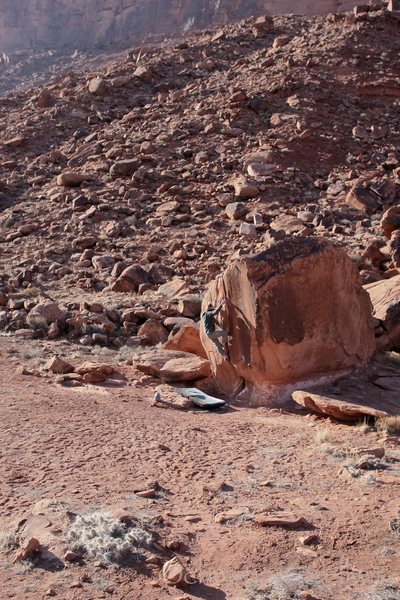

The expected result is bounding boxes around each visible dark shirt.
[201,305,222,335]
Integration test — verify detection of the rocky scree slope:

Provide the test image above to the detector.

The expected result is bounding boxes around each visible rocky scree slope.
[0,8,400,352]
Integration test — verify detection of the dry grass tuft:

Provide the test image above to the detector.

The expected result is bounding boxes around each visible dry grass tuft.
[0,528,18,555]
[314,428,332,446]
[244,569,316,600]
[376,416,400,436]
[66,511,153,565]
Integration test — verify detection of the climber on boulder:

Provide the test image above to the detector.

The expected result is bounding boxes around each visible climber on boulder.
[201,300,229,358]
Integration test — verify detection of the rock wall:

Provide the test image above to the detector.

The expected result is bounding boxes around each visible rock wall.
[201,238,376,405]
[0,0,359,52]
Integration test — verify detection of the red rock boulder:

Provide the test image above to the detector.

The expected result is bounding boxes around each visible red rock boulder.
[201,237,376,404]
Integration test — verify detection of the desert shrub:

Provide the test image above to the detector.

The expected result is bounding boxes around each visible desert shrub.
[65,511,153,565]
[314,428,332,446]
[0,528,18,555]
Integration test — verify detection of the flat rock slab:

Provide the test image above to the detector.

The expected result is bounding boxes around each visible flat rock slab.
[292,390,388,421]
[135,349,210,382]
[292,353,400,421]
[254,512,310,528]
[215,507,249,524]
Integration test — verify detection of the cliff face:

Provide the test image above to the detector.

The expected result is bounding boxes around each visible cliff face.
[0,0,358,52]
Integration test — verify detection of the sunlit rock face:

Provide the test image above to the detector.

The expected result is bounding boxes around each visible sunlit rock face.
[0,0,359,52]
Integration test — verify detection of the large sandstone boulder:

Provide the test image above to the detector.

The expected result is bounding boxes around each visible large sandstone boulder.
[201,238,375,404]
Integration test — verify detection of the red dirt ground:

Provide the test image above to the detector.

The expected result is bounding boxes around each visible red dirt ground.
[1,337,400,600]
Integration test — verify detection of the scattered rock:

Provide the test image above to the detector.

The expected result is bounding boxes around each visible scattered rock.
[176,295,202,318]
[64,550,82,562]
[162,557,195,587]
[345,186,380,214]
[232,177,259,199]
[27,301,67,327]
[254,512,310,528]
[75,362,115,383]
[57,173,92,187]
[110,264,149,292]
[13,538,41,563]
[110,159,140,177]
[164,323,207,359]
[381,206,400,239]
[88,77,107,96]
[138,319,169,345]
[44,356,74,374]
[215,507,249,524]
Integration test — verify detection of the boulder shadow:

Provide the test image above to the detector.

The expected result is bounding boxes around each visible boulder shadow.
[189,582,227,599]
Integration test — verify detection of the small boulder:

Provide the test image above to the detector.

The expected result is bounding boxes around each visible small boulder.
[133,66,153,81]
[225,202,247,220]
[253,15,274,36]
[270,214,304,233]
[45,356,74,374]
[381,205,400,239]
[88,77,107,96]
[110,264,149,292]
[57,173,92,187]
[215,507,249,524]
[76,362,115,383]
[13,538,41,563]
[273,35,290,48]
[176,295,202,318]
[110,159,140,177]
[247,162,276,177]
[159,358,210,382]
[292,390,387,421]
[162,557,195,587]
[164,324,207,359]
[232,177,259,199]
[138,319,169,345]
[27,301,67,327]
[390,230,400,267]
[157,279,190,298]
[239,223,257,237]
[254,512,310,528]
[345,186,380,214]
[37,89,55,108]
